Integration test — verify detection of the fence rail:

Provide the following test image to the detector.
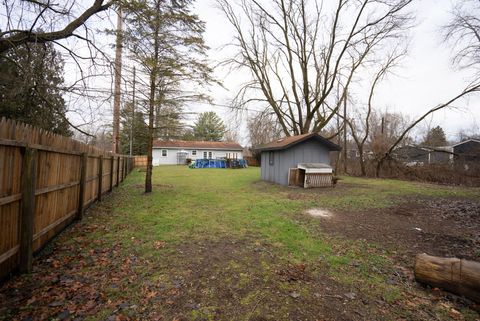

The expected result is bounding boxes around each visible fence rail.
[0,118,135,280]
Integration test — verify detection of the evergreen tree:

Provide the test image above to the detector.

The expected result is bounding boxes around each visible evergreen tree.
[120,102,149,155]
[122,0,214,193]
[156,104,185,140]
[193,111,226,141]
[0,42,71,136]
[423,125,447,147]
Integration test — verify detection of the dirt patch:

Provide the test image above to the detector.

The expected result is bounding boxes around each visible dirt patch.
[146,238,374,321]
[306,208,334,218]
[134,183,174,190]
[318,198,480,263]
[0,237,384,321]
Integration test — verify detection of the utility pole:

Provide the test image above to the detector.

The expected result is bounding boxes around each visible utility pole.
[112,6,123,153]
[343,90,348,174]
[130,66,136,156]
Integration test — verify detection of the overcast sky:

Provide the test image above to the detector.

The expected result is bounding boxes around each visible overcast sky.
[188,0,480,143]
[9,0,476,144]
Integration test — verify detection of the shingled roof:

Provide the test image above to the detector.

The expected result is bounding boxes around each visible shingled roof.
[153,140,243,150]
[255,133,341,152]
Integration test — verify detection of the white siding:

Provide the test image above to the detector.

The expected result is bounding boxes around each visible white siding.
[152,148,243,165]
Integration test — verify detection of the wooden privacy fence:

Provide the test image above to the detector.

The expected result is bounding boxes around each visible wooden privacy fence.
[244,156,260,167]
[0,118,135,280]
[133,155,148,167]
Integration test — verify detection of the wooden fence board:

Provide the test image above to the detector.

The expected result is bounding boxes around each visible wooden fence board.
[0,118,133,280]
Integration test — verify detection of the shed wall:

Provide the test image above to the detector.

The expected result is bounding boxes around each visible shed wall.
[260,139,331,186]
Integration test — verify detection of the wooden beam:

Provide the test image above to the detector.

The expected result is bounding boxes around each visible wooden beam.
[19,147,37,273]
[76,153,88,221]
[109,156,114,192]
[97,156,103,201]
[116,156,120,187]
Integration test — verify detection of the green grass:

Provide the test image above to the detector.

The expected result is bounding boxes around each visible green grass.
[104,166,479,265]
[9,166,478,320]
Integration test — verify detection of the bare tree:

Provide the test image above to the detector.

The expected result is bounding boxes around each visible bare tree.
[218,0,413,136]
[248,109,283,152]
[0,0,113,54]
[443,0,480,71]
[346,49,405,175]
[374,0,480,176]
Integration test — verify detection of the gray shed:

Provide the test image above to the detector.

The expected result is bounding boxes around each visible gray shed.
[255,133,341,186]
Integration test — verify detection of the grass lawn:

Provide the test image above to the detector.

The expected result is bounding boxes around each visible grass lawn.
[1,166,479,320]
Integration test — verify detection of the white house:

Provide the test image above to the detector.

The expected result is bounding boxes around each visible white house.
[152,140,244,165]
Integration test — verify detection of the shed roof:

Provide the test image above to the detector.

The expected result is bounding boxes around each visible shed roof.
[297,163,332,169]
[255,133,341,152]
[153,140,243,150]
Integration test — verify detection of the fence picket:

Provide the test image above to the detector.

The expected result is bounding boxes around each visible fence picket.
[0,118,135,280]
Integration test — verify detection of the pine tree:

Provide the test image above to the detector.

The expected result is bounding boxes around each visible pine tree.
[122,0,214,193]
[423,126,447,147]
[0,42,71,136]
[120,102,149,155]
[193,111,226,141]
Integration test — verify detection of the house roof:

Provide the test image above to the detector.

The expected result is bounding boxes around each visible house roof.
[153,139,243,150]
[452,139,480,148]
[254,133,341,152]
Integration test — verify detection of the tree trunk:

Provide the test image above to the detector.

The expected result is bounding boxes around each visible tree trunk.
[145,71,156,194]
[414,253,480,303]
[112,6,123,153]
[358,146,366,176]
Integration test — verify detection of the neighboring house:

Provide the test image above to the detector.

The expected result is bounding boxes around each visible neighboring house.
[452,139,480,164]
[393,139,480,168]
[152,140,243,165]
[393,145,452,165]
[255,133,341,186]
[392,145,431,165]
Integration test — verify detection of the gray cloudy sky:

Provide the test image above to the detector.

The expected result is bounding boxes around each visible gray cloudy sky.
[189,0,480,143]
[26,0,477,143]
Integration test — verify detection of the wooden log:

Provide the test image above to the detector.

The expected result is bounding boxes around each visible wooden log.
[19,147,37,273]
[414,253,480,303]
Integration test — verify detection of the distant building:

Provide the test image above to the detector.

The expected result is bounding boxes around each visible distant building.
[152,140,243,165]
[452,139,480,170]
[255,133,341,186]
[393,139,480,168]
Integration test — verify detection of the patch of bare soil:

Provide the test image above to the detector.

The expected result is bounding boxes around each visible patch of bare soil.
[133,183,174,190]
[319,198,480,263]
[145,238,377,321]
[0,237,395,321]
[306,208,334,218]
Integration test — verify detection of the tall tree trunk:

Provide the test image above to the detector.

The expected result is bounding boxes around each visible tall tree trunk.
[358,146,366,176]
[145,2,160,194]
[343,92,348,174]
[112,6,123,153]
[145,71,156,193]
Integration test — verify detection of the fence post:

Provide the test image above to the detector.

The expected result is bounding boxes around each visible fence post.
[123,157,127,180]
[116,156,120,187]
[122,156,125,181]
[77,153,87,221]
[97,156,103,201]
[19,147,37,273]
[109,156,114,192]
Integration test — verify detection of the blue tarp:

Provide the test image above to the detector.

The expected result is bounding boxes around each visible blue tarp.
[190,159,248,169]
